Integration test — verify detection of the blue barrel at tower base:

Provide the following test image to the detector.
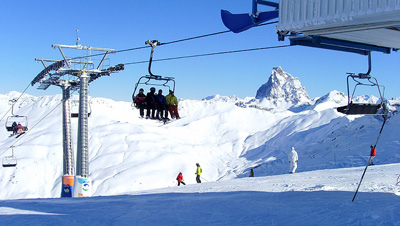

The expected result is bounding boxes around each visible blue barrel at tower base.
[61,175,74,197]
[73,176,91,197]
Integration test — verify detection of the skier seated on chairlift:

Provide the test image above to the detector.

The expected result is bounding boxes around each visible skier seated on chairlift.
[17,123,23,134]
[135,88,147,118]
[146,87,157,119]
[12,121,18,135]
[156,89,168,120]
[166,90,180,119]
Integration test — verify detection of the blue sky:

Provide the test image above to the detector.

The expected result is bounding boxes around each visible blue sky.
[1,0,399,102]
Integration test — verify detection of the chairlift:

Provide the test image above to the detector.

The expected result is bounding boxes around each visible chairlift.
[337,53,387,115]
[5,99,28,132]
[132,40,176,106]
[71,100,92,118]
[2,146,17,167]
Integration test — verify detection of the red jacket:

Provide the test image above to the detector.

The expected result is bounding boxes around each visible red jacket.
[370,147,376,156]
[176,173,183,182]
[135,93,146,103]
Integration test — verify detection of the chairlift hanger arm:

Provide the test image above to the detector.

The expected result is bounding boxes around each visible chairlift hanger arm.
[145,40,162,77]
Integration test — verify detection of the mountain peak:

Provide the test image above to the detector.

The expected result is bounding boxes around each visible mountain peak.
[255,67,311,104]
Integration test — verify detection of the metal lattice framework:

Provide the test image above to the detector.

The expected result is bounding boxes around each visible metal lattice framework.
[32,35,124,197]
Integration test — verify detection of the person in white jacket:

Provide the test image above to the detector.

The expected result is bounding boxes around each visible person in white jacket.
[288,147,298,174]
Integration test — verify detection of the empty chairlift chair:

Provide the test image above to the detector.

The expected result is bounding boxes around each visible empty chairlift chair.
[2,146,17,167]
[337,73,386,115]
[71,100,92,118]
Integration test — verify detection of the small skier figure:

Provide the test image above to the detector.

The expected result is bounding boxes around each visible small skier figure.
[135,88,146,118]
[288,147,298,174]
[166,90,180,119]
[249,169,254,177]
[176,172,186,186]
[17,123,23,134]
[195,163,202,183]
[156,89,168,120]
[12,121,18,135]
[146,87,157,119]
[368,145,376,166]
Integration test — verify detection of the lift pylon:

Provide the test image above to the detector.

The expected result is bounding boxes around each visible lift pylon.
[33,33,124,197]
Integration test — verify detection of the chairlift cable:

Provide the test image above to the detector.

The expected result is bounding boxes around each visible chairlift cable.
[123,44,291,65]
[0,83,32,124]
[69,21,279,60]
[0,98,64,157]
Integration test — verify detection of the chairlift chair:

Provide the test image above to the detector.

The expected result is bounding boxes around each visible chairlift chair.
[337,53,387,115]
[5,99,28,132]
[5,115,28,132]
[131,40,176,105]
[2,146,17,167]
[71,100,92,118]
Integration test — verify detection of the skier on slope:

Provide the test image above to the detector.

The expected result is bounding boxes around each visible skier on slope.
[249,169,254,177]
[288,147,298,174]
[368,145,376,166]
[176,172,186,186]
[195,163,202,183]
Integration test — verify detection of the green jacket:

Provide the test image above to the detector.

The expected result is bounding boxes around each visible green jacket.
[166,94,178,106]
[196,166,202,175]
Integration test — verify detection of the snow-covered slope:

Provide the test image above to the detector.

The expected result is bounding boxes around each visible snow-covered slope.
[0,67,399,201]
[1,164,400,226]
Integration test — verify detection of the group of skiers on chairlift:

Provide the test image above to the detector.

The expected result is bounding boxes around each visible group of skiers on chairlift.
[11,121,24,136]
[135,87,180,120]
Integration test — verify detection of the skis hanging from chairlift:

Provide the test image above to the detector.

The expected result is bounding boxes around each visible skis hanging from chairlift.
[132,40,175,106]
[2,146,17,168]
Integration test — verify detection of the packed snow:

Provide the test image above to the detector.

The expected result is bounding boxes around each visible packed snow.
[0,67,399,225]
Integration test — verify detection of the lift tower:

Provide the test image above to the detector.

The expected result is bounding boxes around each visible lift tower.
[32,38,124,197]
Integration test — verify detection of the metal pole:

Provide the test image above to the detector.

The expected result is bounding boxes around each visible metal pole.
[62,83,74,176]
[77,72,89,177]
[61,83,75,197]
[74,72,91,197]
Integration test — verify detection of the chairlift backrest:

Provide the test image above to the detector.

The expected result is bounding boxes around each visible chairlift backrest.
[2,156,17,167]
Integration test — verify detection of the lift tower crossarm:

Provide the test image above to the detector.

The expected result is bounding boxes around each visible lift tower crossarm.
[51,44,115,71]
[35,58,94,68]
